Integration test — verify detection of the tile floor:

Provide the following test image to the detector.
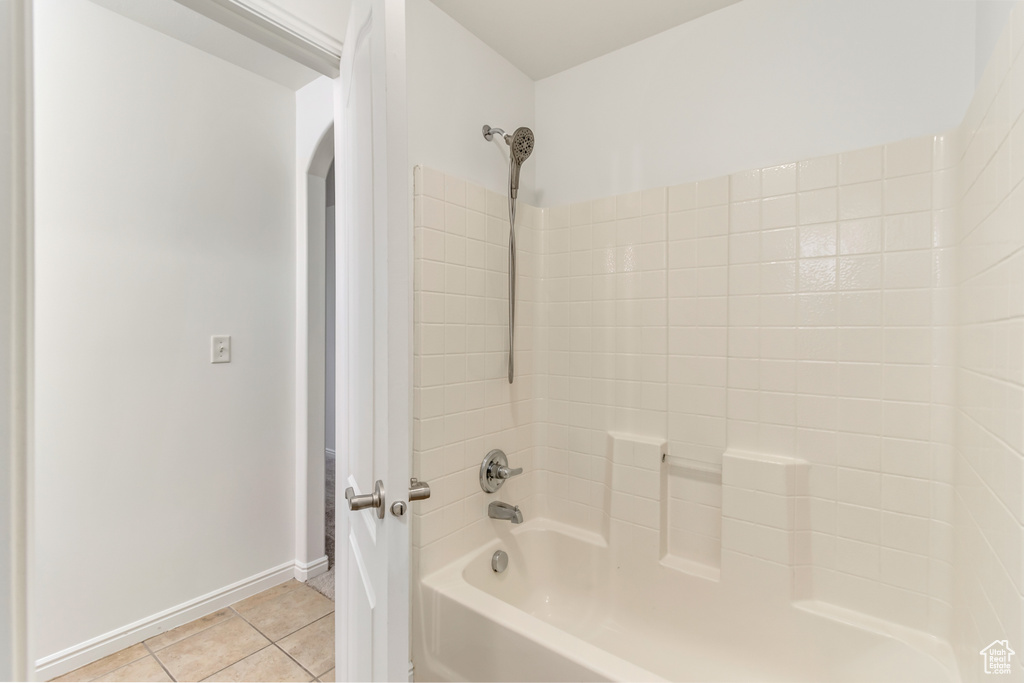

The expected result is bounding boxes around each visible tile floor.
[53,580,335,682]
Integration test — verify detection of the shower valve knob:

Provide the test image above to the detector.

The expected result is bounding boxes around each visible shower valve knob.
[480,449,522,493]
[496,465,523,479]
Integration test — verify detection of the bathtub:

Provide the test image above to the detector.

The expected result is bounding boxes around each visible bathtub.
[414,519,960,682]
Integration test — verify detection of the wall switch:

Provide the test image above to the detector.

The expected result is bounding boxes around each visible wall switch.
[211,335,231,363]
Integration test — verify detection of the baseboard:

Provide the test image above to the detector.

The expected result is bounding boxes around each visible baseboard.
[35,560,298,681]
[294,555,330,581]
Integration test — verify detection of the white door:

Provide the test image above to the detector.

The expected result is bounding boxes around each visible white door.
[334,0,412,680]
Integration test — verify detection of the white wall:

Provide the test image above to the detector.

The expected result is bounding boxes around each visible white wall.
[534,0,977,207]
[33,0,296,661]
[975,0,1017,85]
[406,0,536,203]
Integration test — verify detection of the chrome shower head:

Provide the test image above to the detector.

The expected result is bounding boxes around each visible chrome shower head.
[481,123,535,384]
[505,127,534,164]
[505,126,534,199]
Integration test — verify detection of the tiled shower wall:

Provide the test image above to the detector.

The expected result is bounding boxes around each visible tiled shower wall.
[729,139,957,634]
[950,11,1024,681]
[411,167,543,576]
[534,137,955,637]
[538,189,671,536]
[413,147,955,632]
[412,8,1024,671]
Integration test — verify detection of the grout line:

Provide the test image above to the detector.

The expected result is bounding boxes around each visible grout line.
[235,599,333,643]
[143,608,238,659]
[231,604,334,679]
[58,583,325,683]
[229,580,305,619]
[178,604,312,681]
[230,607,278,645]
[271,609,337,650]
[68,646,152,683]
[141,642,176,683]
[271,642,320,682]
[195,643,276,683]
[227,606,247,623]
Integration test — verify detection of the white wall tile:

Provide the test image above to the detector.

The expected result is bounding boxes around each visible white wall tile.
[730,168,761,202]
[839,181,883,220]
[884,174,932,214]
[798,189,838,225]
[762,194,797,229]
[799,224,837,258]
[839,146,884,185]
[798,155,838,191]
[762,163,797,197]
[885,137,933,178]
[838,218,882,255]
[697,176,730,207]
[668,182,697,212]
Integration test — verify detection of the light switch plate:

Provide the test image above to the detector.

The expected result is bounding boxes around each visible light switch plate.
[211,335,231,363]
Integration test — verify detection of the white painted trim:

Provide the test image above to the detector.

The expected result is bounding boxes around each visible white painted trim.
[34,561,297,681]
[231,0,343,55]
[174,0,342,77]
[381,0,412,678]
[332,68,350,680]
[295,118,333,579]
[2,0,33,679]
[293,555,330,581]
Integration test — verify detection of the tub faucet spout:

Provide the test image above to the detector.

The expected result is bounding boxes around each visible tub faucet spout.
[488,501,523,524]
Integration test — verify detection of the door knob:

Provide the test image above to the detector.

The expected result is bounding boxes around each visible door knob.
[409,478,431,501]
[346,480,385,519]
[391,480,430,518]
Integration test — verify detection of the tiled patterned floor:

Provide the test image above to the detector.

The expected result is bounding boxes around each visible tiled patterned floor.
[53,580,335,682]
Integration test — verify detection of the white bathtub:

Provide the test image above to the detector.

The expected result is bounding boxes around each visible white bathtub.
[415,519,960,682]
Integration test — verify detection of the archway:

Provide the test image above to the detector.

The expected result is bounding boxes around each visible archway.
[296,122,334,585]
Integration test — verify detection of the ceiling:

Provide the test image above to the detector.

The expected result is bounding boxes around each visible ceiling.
[428,0,743,80]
